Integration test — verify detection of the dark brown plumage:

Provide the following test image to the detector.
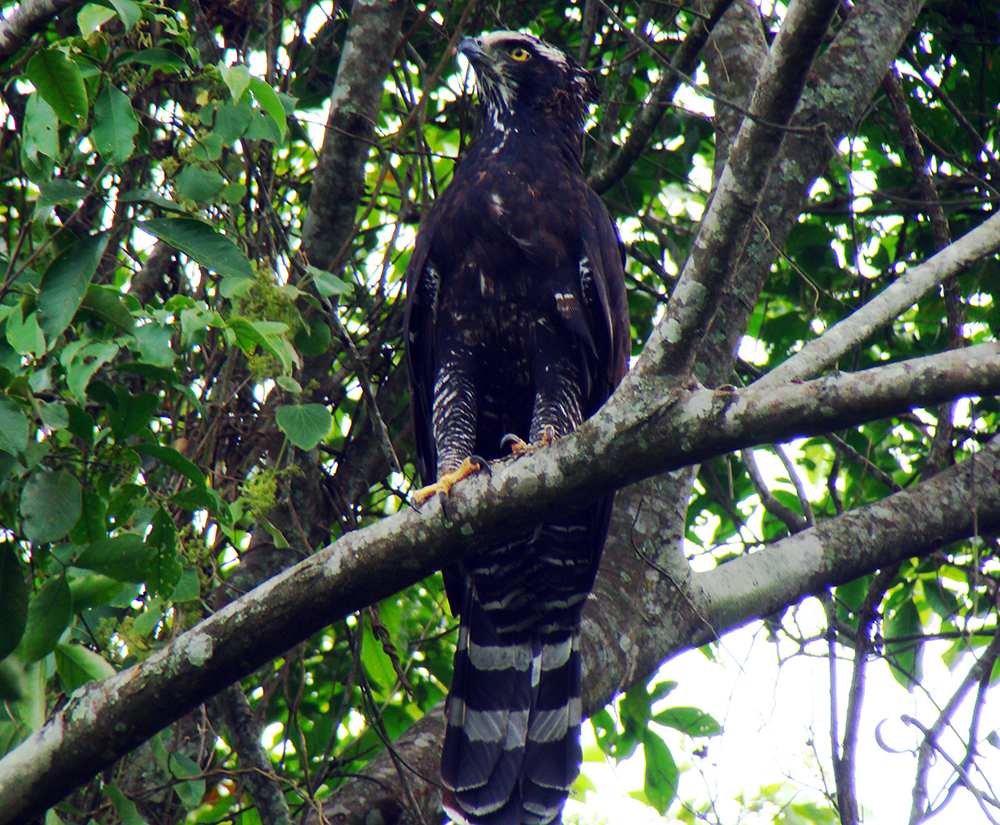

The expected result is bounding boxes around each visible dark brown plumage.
[404,30,629,825]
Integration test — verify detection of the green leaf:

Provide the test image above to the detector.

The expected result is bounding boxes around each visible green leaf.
[219,63,251,101]
[131,322,175,367]
[170,752,206,809]
[244,108,282,143]
[190,132,223,162]
[590,708,618,755]
[226,317,296,372]
[276,375,302,393]
[120,48,188,71]
[108,0,142,29]
[0,543,29,660]
[146,507,181,597]
[62,340,119,400]
[132,596,164,637]
[68,572,124,610]
[5,307,45,356]
[114,362,180,384]
[119,189,187,213]
[36,179,89,210]
[921,578,960,619]
[37,233,109,346]
[107,388,158,439]
[171,485,222,512]
[74,535,155,583]
[306,265,354,298]
[92,86,139,164]
[885,598,924,690]
[134,443,206,487]
[19,574,72,663]
[20,469,82,544]
[652,706,722,737]
[24,94,60,160]
[641,729,678,815]
[78,4,117,34]
[80,285,135,332]
[55,642,115,692]
[0,657,26,703]
[175,165,225,202]
[248,77,288,140]
[0,394,28,455]
[213,100,253,143]
[70,490,107,545]
[24,50,88,126]
[220,275,253,299]
[360,613,398,691]
[169,567,201,602]
[275,403,332,450]
[139,218,252,279]
[103,785,147,825]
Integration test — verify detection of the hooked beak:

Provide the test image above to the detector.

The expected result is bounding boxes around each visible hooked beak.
[457,37,491,68]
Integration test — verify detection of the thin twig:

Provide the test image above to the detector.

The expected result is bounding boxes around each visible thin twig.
[835,565,900,825]
[905,710,1000,825]
[908,619,1000,823]
[740,448,809,533]
[327,309,402,476]
[774,443,815,526]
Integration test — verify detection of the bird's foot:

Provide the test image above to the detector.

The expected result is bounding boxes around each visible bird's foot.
[411,455,489,507]
[501,425,556,457]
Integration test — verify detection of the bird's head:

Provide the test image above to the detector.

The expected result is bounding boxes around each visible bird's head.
[457,31,597,135]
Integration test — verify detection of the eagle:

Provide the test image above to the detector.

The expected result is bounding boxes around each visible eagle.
[404,30,629,825]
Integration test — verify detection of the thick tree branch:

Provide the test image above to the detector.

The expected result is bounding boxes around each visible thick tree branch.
[299,0,406,271]
[698,0,924,383]
[2,341,1000,823]
[0,0,79,62]
[312,428,1000,825]
[633,0,841,381]
[703,0,767,180]
[213,685,294,825]
[698,433,1000,634]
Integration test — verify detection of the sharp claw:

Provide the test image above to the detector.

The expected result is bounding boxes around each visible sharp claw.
[469,455,491,476]
[501,433,528,453]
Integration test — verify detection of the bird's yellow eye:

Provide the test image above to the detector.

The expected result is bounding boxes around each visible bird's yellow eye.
[509,47,531,61]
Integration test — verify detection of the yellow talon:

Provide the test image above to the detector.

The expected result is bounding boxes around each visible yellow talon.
[412,456,483,506]
[503,425,557,457]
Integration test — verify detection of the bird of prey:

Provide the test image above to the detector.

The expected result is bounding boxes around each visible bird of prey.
[404,30,630,825]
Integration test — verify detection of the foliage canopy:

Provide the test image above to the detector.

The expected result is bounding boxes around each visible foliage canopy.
[0,1,999,824]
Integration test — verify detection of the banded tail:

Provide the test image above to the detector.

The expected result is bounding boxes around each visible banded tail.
[440,517,601,825]
[441,603,583,825]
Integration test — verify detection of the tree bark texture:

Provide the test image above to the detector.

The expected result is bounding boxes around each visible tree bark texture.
[2,338,1000,822]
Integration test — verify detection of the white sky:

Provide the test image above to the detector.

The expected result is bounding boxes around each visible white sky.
[568,614,1000,824]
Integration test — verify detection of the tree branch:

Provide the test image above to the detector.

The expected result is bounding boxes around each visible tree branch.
[3,340,1000,823]
[299,0,406,271]
[587,0,736,194]
[313,426,1000,825]
[697,0,924,383]
[633,0,842,381]
[760,211,1000,386]
[0,0,80,63]
[908,622,1000,823]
